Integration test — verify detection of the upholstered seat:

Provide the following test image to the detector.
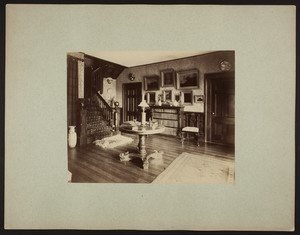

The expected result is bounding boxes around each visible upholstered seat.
[182,126,199,133]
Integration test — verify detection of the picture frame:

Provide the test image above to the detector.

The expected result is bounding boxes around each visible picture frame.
[160,69,175,87]
[183,90,193,105]
[146,92,156,105]
[163,90,173,102]
[174,94,181,102]
[144,75,160,91]
[158,94,163,102]
[176,69,199,89]
[194,95,205,103]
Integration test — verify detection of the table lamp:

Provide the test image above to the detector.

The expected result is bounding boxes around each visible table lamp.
[138,99,149,126]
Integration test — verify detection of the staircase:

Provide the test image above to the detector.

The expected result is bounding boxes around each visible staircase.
[78,89,120,145]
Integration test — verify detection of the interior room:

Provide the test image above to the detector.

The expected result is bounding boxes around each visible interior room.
[67,51,235,183]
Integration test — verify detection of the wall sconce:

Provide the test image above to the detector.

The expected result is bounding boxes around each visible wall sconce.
[128,73,135,81]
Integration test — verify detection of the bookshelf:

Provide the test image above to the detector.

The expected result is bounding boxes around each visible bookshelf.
[150,106,184,136]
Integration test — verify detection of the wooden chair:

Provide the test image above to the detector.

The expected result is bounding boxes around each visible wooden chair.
[181,112,204,146]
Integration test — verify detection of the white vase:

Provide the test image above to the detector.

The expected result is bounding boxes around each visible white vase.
[68,126,77,148]
[158,100,162,106]
[173,100,179,107]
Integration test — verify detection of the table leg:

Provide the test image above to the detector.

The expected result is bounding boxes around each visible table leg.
[138,135,148,169]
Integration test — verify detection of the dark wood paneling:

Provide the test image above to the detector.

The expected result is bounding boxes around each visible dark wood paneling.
[84,54,126,80]
[67,55,78,126]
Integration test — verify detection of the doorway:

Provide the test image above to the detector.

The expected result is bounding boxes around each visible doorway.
[123,82,142,122]
[205,72,235,145]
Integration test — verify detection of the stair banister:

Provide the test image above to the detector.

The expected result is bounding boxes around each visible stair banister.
[92,87,120,133]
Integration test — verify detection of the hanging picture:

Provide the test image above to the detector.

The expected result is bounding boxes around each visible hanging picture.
[194,95,205,103]
[161,69,175,87]
[163,90,173,102]
[176,69,199,89]
[146,92,156,105]
[183,90,193,104]
[175,94,181,102]
[144,75,160,91]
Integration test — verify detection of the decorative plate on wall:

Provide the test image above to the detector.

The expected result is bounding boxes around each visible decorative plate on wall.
[219,60,232,71]
[128,73,135,81]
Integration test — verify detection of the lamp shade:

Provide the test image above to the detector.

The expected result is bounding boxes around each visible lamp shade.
[138,99,149,108]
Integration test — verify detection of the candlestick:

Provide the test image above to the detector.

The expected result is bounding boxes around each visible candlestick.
[141,111,146,125]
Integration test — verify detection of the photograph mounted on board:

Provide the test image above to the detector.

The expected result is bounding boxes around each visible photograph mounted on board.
[66,51,235,185]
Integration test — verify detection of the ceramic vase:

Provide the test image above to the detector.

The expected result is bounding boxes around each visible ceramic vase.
[158,99,162,106]
[173,100,179,107]
[68,126,77,148]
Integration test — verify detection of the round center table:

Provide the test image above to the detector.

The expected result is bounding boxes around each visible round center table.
[119,124,165,169]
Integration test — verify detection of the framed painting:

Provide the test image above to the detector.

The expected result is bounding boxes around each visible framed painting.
[175,94,181,102]
[176,69,199,89]
[183,90,193,105]
[161,69,175,87]
[163,90,173,102]
[146,92,156,105]
[144,75,160,91]
[194,95,205,103]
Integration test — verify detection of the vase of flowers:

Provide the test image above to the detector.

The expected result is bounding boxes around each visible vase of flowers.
[157,97,162,106]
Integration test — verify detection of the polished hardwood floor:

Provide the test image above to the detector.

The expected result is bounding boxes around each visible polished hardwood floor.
[68,134,234,183]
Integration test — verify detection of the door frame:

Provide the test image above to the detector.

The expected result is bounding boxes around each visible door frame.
[204,71,235,144]
[122,82,142,122]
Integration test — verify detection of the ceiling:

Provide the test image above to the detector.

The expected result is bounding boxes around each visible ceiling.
[85,51,215,67]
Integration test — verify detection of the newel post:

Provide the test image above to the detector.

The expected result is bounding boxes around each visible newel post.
[113,107,120,134]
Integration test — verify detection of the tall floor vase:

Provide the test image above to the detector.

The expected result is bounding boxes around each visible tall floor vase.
[68,126,77,148]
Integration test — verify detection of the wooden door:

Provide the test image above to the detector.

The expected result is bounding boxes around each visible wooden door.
[123,83,142,122]
[205,72,235,145]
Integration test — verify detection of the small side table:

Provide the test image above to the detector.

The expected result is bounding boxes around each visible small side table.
[119,125,165,169]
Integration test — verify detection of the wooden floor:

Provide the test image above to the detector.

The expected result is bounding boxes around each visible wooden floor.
[68,134,234,183]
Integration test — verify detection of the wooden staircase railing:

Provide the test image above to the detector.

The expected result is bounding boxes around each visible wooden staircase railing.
[92,87,120,133]
[77,88,121,146]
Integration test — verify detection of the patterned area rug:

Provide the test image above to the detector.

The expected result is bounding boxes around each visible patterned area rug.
[152,152,235,184]
[93,134,133,149]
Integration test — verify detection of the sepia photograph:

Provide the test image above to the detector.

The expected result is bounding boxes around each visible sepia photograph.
[67,51,235,183]
[5,4,295,231]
